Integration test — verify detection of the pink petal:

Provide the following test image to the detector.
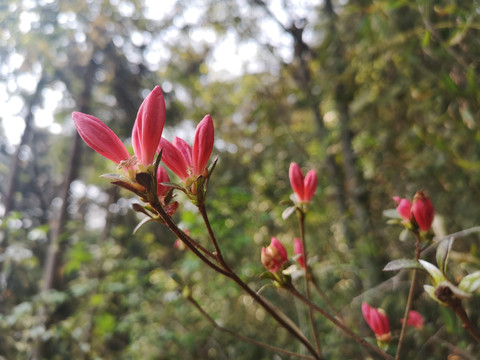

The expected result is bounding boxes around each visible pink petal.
[192,115,214,176]
[412,191,434,232]
[158,138,189,180]
[394,197,412,221]
[303,169,318,202]
[134,86,166,165]
[289,162,305,201]
[173,137,193,166]
[271,237,288,263]
[72,112,130,164]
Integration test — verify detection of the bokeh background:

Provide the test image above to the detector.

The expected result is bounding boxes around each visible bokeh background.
[1,0,480,359]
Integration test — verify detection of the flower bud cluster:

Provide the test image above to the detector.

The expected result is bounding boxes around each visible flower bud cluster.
[362,303,424,344]
[393,190,434,232]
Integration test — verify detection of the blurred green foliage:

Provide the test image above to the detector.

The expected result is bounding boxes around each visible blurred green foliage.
[1,0,480,359]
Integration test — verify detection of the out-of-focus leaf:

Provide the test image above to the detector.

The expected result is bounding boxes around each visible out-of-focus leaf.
[383,259,423,272]
[419,260,446,286]
[282,206,296,220]
[458,271,480,293]
[436,236,454,275]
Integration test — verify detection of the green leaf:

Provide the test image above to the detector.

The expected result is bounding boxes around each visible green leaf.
[94,313,116,336]
[133,217,153,235]
[421,30,431,48]
[100,173,127,181]
[419,260,447,286]
[383,208,401,219]
[458,271,480,293]
[436,236,454,275]
[383,259,423,272]
[282,206,296,220]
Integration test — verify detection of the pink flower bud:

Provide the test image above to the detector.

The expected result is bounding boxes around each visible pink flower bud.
[401,310,424,330]
[158,115,215,182]
[261,237,288,273]
[133,86,166,166]
[362,302,391,343]
[72,112,131,165]
[293,237,305,268]
[192,115,214,176]
[289,163,317,203]
[412,191,434,232]
[158,138,189,180]
[393,196,412,221]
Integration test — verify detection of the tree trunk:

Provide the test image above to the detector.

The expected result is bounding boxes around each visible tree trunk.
[32,55,97,360]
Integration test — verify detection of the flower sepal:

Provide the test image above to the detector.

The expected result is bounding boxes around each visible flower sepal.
[259,269,291,288]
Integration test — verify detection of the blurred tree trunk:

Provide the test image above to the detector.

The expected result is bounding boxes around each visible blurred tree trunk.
[0,77,47,304]
[32,55,97,360]
[324,0,379,286]
[2,76,47,248]
[250,0,353,244]
[324,0,371,234]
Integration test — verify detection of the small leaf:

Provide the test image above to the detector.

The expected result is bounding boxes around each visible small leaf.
[111,180,146,196]
[282,206,296,220]
[421,30,431,48]
[424,285,444,304]
[100,173,127,181]
[383,259,423,272]
[399,228,411,242]
[436,236,454,275]
[133,217,153,235]
[207,155,219,179]
[167,271,185,287]
[383,209,401,219]
[458,271,480,293]
[132,203,151,216]
[419,260,446,286]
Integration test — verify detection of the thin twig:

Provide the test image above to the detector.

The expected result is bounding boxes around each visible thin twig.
[310,276,342,321]
[288,286,394,360]
[187,295,316,360]
[177,202,322,360]
[298,211,322,355]
[395,236,422,360]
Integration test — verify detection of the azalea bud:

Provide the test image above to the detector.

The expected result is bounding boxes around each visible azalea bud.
[393,196,412,221]
[412,191,434,232]
[133,86,166,166]
[261,237,288,273]
[192,114,214,176]
[362,302,391,343]
[293,237,305,268]
[401,310,424,330]
[289,163,317,203]
[158,115,214,183]
[72,112,131,165]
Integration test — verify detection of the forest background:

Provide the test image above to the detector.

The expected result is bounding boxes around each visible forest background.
[1,0,480,359]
